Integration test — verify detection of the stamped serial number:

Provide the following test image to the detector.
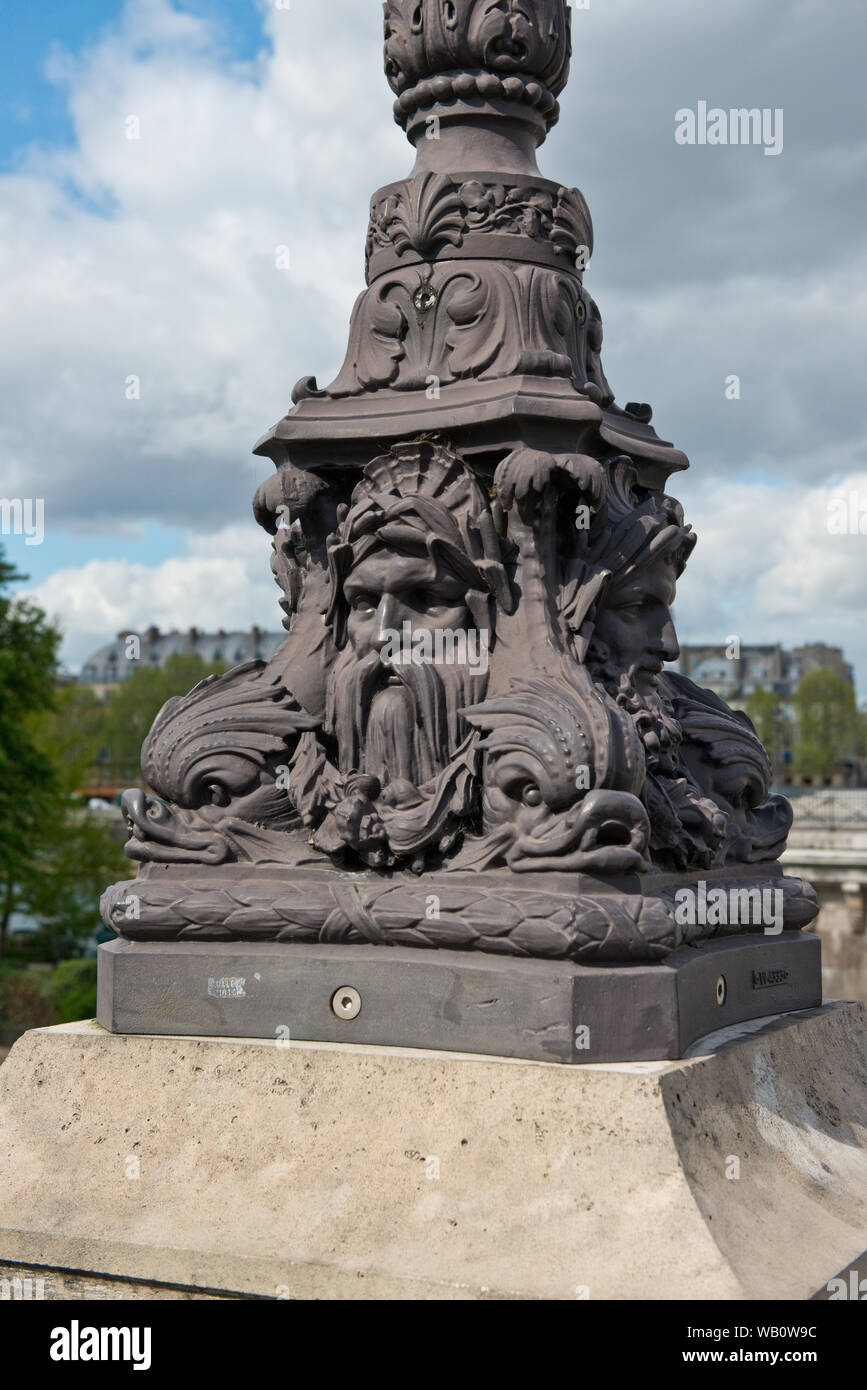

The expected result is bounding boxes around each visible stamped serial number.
[751,968,789,989]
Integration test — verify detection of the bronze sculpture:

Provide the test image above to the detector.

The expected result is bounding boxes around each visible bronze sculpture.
[99,0,820,1060]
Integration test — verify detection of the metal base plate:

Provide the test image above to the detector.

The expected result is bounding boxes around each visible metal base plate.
[97,931,822,1063]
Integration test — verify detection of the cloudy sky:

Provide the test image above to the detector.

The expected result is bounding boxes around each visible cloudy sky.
[2,0,865,691]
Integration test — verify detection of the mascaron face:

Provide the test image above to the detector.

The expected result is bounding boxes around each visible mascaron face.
[593,556,680,696]
[343,549,471,667]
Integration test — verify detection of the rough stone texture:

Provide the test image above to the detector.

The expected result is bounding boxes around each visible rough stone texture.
[0,1007,864,1301]
[0,1263,233,1301]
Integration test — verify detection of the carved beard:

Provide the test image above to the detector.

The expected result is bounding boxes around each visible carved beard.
[586,639,725,868]
[325,646,487,789]
[585,640,681,770]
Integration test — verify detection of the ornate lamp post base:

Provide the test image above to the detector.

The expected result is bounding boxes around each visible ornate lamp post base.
[98,2,822,1057]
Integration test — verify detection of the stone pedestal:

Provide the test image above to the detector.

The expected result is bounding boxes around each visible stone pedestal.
[0,1005,865,1300]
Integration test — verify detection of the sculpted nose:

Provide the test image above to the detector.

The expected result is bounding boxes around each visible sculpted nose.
[370,594,398,651]
[647,617,680,664]
[660,619,680,664]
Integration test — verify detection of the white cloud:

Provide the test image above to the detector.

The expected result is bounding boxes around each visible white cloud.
[3,0,866,690]
[0,0,406,535]
[27,522,280,671]
[675,471,867,689]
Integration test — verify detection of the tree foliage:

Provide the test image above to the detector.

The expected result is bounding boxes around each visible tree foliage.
[792,668,859,781]
[742,687,788,775]
[100,653,228,780]
[0,549,62,953]
[0,549,133,958]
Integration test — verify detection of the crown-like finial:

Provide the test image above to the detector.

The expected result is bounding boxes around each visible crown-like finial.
[384,0,572,146]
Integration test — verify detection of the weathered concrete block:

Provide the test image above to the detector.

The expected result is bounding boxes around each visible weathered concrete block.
[0,1006,865,1300]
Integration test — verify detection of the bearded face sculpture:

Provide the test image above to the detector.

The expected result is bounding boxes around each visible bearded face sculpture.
[273,441,509,870]
[326,534,489,789]
[590,552,681,700]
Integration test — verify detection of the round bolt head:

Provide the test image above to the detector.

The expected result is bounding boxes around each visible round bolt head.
[331,985,361,1020]
[715,975,727,1007]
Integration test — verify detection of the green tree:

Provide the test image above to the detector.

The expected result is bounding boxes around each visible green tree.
[0,549,62,955]
[857,706,867,761]
[35,682,107,779]
[742,687,787,775]
[100,653,228,783]
[21,810,127,961]
[46,958,98,1023]
[16,682,126,958]
[0,969,56,1029]
[0,552,132,961]
[792,668,859,782]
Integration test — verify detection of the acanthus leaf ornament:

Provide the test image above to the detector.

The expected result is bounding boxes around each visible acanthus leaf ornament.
[384,0,572,130]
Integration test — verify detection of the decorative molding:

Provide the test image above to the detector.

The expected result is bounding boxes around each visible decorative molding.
[393,71,562,134]
[100,868,818,962]
[323,261,612,401]
[366,174,592,280]
[383,0,572,131]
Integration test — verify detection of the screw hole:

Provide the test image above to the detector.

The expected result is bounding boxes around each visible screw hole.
[331,985,361,1020]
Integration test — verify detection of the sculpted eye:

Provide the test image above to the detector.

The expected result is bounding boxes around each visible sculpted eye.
[208,783,230,807]
[494,764,544,807]
[349,593,377,612]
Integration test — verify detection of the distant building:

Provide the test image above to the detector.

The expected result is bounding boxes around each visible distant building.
[80,626,284,698]
[676,642,854,703]
[676,642,860,786]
